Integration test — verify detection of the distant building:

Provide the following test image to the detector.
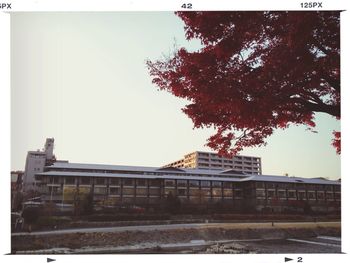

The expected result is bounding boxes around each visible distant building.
[164,151,262,175]
[22,138,56,192]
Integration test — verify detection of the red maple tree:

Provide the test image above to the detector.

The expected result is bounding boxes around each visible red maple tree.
[147,11,340,156]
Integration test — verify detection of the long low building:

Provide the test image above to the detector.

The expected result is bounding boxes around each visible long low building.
[35,161,341,213]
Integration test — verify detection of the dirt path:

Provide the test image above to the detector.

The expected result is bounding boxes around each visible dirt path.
[12,221,340,236]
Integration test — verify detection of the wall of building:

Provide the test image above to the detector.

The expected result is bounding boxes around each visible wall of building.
[38,175,340,214]
[23,152,46,192]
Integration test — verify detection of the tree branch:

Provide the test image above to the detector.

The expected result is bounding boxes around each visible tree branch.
[290,97,340,117]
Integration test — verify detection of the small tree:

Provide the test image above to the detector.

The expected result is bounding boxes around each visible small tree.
[81,192,94,215]
[165,192,181,214]
[42,201,57,216]
[12,191,23,212]
[22,206,40,232]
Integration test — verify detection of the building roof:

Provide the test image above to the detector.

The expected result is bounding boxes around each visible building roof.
[46,162,251,177]
[40,162,340,185]
[36,171,244,182]
[240,175,340,185]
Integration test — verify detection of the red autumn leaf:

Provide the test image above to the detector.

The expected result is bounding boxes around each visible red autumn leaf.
[146,11,340,156]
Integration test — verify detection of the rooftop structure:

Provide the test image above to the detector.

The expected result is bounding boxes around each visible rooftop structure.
[164,151,262,174]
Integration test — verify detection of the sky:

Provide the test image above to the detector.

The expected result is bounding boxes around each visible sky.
[11,12,340,180]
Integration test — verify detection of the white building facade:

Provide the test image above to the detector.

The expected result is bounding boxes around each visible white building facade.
[164,151,262,175]
[22,138,55,192]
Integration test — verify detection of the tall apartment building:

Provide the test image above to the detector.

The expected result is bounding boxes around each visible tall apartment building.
[22,138,56,192]
[164,151,262,175]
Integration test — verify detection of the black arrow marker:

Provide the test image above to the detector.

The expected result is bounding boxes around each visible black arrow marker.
[47,258,56,263]
[285,257,293,262]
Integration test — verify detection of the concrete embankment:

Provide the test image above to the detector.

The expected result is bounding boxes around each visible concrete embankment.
[12,222,340,254]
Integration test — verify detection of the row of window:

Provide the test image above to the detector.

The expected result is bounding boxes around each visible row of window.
[164,180,241,189]
[256,189,340,200]
[50,177,161,187]
[197,162,259,170]
[255,182,340,191]
[46,177,340,193]
[49,185,243,198]
[50,177,242,189]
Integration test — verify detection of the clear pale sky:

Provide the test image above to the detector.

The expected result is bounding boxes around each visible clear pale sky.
[11,12,340,180]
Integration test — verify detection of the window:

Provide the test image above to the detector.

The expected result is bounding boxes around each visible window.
[256,182,264,188]
[296,183,305,190]
[122,188,134,195]
[278,190,286,198]
[223,189,233,197]
[189,189,201,196]
[79,186,90,194]
[278,183,288,189]
[109,187,119,195]
[288,191,296,198]
[307,184,316,190]
[267,190,275,198]
[326,192,334,200]
[177,189,187,196]
[177,180,187,187]
[165,189,175,196]
[234,190,242,198]
[308,192,316,199]
[149,188,160,195]
[65,177,75,185]
[286,183,296,189]
[189,180,199,187]
[110,178,120,185]
[49,186,62,194]
[212,181,222,188]
[223,182,232,189]
[212,188,222,197]
[94,187,107,195]
[95,178,105,185]
[165,180,175,187]
[201,189,211,196]
[201,181,210,188]
[49,177,60,184]
[325,185,333,191]
[334,193,341,200]
[123,178,134,186]
[149,180,161,187]
[80,177,91,185]
[266,183,275,189]
[136,179,146,186]
[136,188,147,196]
[298,191,306,200]
[256,190,265,197]
[317,192,325,200]
[316,185,324,191]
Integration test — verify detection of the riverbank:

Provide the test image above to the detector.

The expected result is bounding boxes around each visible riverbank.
[12,221,341,254]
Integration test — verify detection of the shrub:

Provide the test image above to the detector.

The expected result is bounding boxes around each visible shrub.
[22,206,40,225]
[85,213,171,222]
[35,216,72,227]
